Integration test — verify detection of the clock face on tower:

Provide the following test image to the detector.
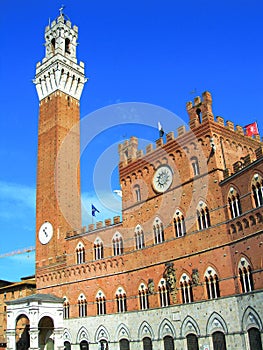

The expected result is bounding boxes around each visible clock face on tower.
[38,222,53,245]
[153,165,173,193]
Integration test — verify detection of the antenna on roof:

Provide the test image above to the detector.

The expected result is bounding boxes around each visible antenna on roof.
[59,4,65,16]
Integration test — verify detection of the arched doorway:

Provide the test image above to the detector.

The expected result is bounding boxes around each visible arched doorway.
[212,331,226,350]
[16,315,30,350]
[38,316,54,350]
[248,327,262,350]
[80,340,89,349]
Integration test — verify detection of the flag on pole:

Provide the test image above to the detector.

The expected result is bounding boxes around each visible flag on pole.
[91,204,100,217]
[244,122,259,137]
[158,121,164,138]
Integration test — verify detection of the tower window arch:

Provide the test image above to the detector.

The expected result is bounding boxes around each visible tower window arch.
[228,187,242,219]
[138,283,149,310]
[197,202,211,230]
[252,173,263,207]
[51,38,56,53]
[96,290,106,315]
[158,278,170,307]
[153,217,165,244]
[204,267,220,299]
[180,274,193,303]
[65,38,71,54]
[134,184,141,202]
[76,242,85,264]
[116,287,127,313]
[135,224,145,250]
[78,293,87,317]
[94,237,104,260]
[173,210,186,237]
[112,232,123,256]
[238,258,254,293]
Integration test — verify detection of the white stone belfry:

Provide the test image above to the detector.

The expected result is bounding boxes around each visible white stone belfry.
[34,13,86,101]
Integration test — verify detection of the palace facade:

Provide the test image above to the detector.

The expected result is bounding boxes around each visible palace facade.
[5,11,263,350]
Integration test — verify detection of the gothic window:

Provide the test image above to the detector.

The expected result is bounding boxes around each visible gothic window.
[158,278,170,307]
[191,157,200,176]
[78,294,87,317]
[248,328,262,350]
[76,242,85,264]
[180,274,193,303]
[204,267,220,299]
[64,341,71,350]
[63,297,70,319]
[112,232,123,256]
[135,225,145,249]
[163,336,175,350]
[134,185,141,202]
[138,283,149,310]
[51,38,56,53]
[238,258,254,293]
[186,334,199,350]
[197,202,211,230]
[96,290,106,315]
[116,287,127,313]
[252,173,263,207]
[80,340,89,350]
[94,238,104,260]
[153,217,165,244]
[99,340,108,350]
[228,187,242,219]
[119,339,130,350]
[173,210,186,237]
[212,331,226,350]
[143,337,153,350]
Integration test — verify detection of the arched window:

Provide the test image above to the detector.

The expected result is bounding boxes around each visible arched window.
[94,238,104,260]
[197,202,211,230]
[173,210,186,237]
[153,217,165,244]
[191,157,200,176]
[204,267,220,299]
[135,224,145,249]
[134,184,141,202]
[99,340,108,350]
[116,287,127,313]
[80,340,89,350]
[180,274,193,303]
[76,242,85,264]
[65,38,70,54]
[64,341,71,350]
[238,258,254,293]
[96,290,106,315]
[63,296,70,319]
[138,283,149,310]
[51,38,56,53]
[78,294,87,317]
[212,331,226,350]
[112,232,123,256]
[252,173,263,207]
[119,339,130,350]
[228,187,242,219]
[143,337,153,350]
[186,334,199,350]
[163,335,174,350]
[158,278,170,307]
[248,327,262,350]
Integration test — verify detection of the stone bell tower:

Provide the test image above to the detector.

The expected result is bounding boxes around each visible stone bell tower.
[34,10,86,274]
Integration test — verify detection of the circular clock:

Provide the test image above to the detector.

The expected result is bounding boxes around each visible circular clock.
[153,165,173,193]
[38,221,53,245]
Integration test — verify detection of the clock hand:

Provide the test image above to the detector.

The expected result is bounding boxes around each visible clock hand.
[43,227,48,237]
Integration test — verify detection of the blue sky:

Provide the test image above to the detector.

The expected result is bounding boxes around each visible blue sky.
[0,0,262,281]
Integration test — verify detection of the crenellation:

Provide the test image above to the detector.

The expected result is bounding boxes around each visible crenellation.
[216,116,224,126]
[236,125,244,135]
[226,120,234,131]
[155,138,163,147]
[194,96,201,106]
[166,131,174,141]
[177,125,186,136]
[146,143,154,154]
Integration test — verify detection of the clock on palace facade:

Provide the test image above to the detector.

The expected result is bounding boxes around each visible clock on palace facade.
[152,165,173,193]
[34,13,86,270]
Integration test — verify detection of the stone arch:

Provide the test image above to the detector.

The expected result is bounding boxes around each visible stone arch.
[77,326,90,343]
[38,316,54,349]
[158,318,176,339]
[63,329,72,343]
[206,312,228,335]
[115,323,131,342]
[15,314,30,349]
[181,315,200,337]
[138,321,154,340]
[242,306,262,332]
[94,325,110,343]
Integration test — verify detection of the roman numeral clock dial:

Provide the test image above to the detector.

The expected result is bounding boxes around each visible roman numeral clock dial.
[38,221,53,245]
